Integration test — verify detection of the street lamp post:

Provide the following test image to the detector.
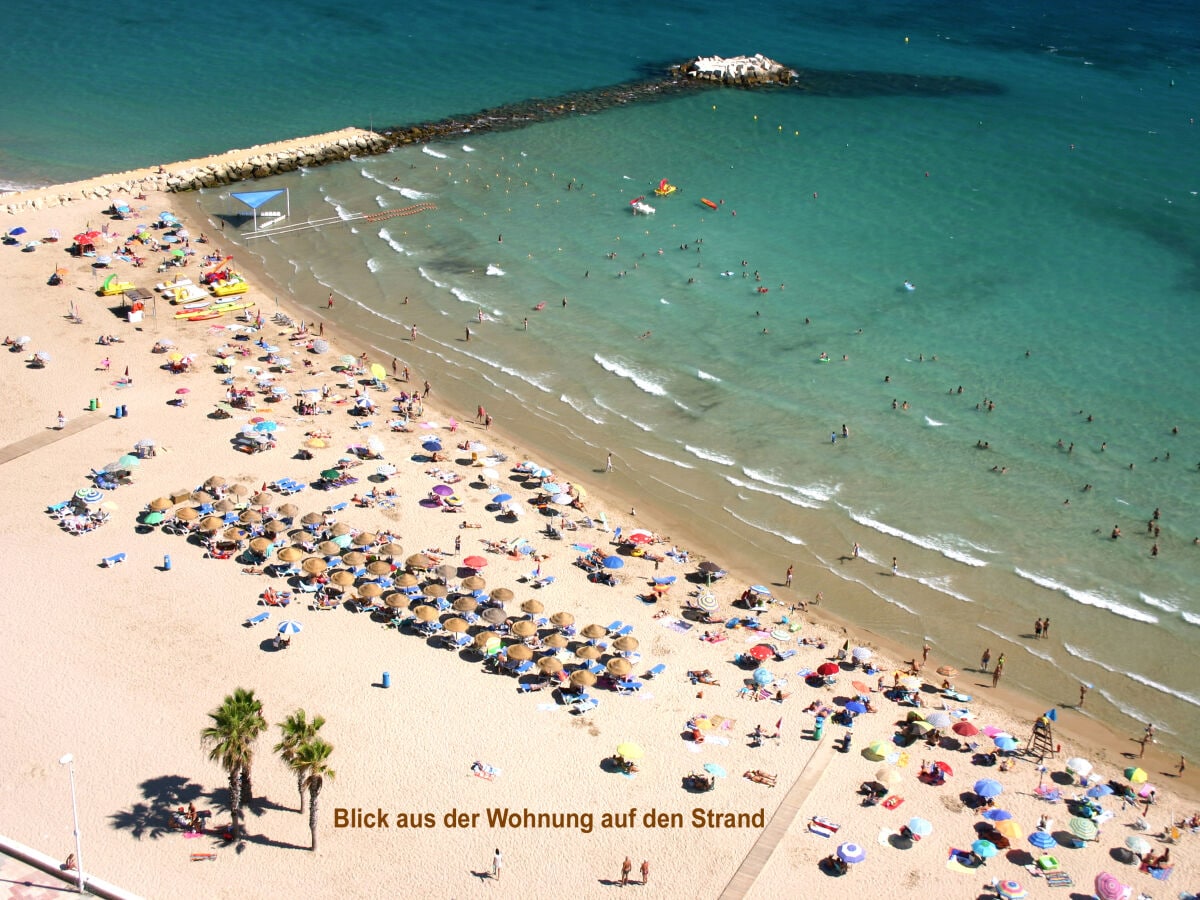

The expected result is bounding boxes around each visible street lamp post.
[58,754,84,894]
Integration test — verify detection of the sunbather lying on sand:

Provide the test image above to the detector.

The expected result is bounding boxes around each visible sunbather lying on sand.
[744,770,777,787]
[688,669,719,685]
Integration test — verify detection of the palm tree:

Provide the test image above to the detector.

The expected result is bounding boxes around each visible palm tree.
[200,688,267,839]
[290,738,335,851]
[274,710,325,812]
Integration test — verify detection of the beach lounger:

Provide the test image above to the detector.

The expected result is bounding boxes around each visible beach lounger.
[512,659,533,677]
[615,624,634,637]
[102,552,127,567]
[244,611,270,627]
[351,420,373,429]
[327,500,348,514]
[47,500,71,515]
[568,696,599,714]
[615,680,643,695]
[775,649,797,661]
[645,664,666,679]
[518,680,549,693]
[190,853,217,862]
[533,575,556,589]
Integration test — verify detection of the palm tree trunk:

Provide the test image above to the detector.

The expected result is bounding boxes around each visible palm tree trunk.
[308,784,320,851]
[229,768,243,839]
[240,767,253,805]
[296,772,306,813]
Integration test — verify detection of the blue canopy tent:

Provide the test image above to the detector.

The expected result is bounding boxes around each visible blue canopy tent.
[230,189,289,232]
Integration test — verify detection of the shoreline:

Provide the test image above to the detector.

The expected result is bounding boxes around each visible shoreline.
[168,190,1198,806]
[0,173,1194,898]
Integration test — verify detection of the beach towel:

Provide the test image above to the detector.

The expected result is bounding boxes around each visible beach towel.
[1149,865,1173,881]
[665,620,693,634]
[808,817,839,838]
[945,856,976,874]
[882,796,904,810]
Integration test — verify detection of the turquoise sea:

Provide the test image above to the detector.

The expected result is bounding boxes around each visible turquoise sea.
[5,1,1199,751]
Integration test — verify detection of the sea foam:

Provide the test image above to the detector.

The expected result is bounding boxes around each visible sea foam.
[1014,569,1157,624]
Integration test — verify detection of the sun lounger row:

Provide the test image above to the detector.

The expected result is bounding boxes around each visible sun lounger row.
[270,478,306,495]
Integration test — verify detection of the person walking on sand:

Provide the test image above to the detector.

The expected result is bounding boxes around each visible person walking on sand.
[992,661,1004,689]
[327,293,334,309]
[980,648,991,672]
[1042,618,1050,639]
[1178,755,1186,777]
[1079,682,1089,708]
[620,856,632,886]
[491,848,502,880]
[606,452,613,472]
[56,411,65,430]
[640,860,649,885]
[852,542,860,559]
[922,643,931,664]
[1035,618,1043,638]
[892,556,898,575]
[785,565,793,588]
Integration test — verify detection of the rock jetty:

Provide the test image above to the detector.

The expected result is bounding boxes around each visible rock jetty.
[676,54,795,86]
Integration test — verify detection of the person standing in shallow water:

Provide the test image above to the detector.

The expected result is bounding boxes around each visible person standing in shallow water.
[980,648,991,672]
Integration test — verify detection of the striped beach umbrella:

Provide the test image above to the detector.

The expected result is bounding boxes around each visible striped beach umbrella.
[836,842,866,864]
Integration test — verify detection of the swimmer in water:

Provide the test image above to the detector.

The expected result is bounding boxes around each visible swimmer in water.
[903,280,915,291]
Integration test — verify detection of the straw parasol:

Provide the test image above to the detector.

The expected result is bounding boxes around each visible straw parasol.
[342,550,367,567]
[330,522,352,537]
[367,560,393,577]
[199,516,224,533]
[205,475,227,489]
[510,619,537,638]
[226,483,249,497]
[214,498,236,513]
[278,502,300,517]
[414,605,439,622]
[301,512,324,526]
[520,598,544,615]
[353,531,378,547]
[490,587,515,604]
[570,669,597,688]
[435,564,456,581]
[581,624,607,639]
[480,607,508,625]
[251,491,274,506]
[317,540,341,556]
[190,490,214,504]
[148,497,173,512]
[549,611,574,627]
[301,557,328,576]
[406,553,434,571]
[575,644,602,660]
[278,546,304,562]
[473,631,501,649]
[606,657,633,677]
[424,584,449,599]
[330,570,357,586]
[249,537,272,555]
[239,508,263,524]
[176,506,199,521]
[506,644,533,661]
[395,572,419,588]
[379,542,404,558]
[452,596,478,613]
[544,633,569,649]
[538,657,564,675]
[461,575,486,591]
[358,583,384,599]
[263,519,287,534]
[384,593,407,609]
[444,617,470,633]
[223,527,248,542]
[613,635,639,652]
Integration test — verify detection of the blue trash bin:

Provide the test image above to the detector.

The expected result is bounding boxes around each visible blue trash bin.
[164,554,172,571]
[813,715,826,741]
[382,671,391,689]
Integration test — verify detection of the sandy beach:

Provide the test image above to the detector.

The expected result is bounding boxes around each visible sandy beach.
[0,180,1195,900]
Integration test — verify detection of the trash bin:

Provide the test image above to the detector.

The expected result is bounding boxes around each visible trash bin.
[382,671,391,689]
[164,554,172,571]
[114,405,124,419]
[813,715,826,741]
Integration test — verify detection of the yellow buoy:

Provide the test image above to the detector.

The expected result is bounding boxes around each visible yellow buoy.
[905,36,910,43]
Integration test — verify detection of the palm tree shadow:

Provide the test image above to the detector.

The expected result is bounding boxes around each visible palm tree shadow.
[109,773,207,840]
[237,831,309,852]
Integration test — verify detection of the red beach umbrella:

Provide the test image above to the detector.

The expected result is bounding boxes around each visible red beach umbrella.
[952,722,980,737]
[817,662,840,677]
[462,555,488,570]
[748,644,774,662]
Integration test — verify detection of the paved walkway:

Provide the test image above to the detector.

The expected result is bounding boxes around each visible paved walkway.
[0,852,74,898]
[716,736,836,900]
[0,410,105,468]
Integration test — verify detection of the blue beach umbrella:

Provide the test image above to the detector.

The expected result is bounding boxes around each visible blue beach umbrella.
[254,421,277,433]
[995,735,1020,752]
[845,701,867,715]
[278,620,303,635]
[836,842,866,864]
[1087,784,1114,799]
[602,556,624,569]
[982,808,1013,822]
[974,779,1003,799]
[75,487,103,504]
[752,667,775,686]
[492,493,512,504]
[907,817,933,837]
[542,482,565,494]
[422,439,442,452]
[1029,830,1057,850]
[8,226,27,237]
[971,839,998,859]
[749,585,772,595]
